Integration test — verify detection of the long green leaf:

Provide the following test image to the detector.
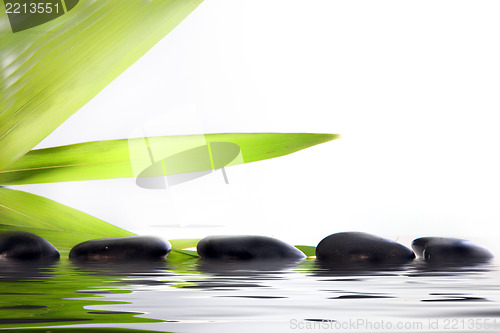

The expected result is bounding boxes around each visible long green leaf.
[0,187,135,254]
[169,238,200,258]
[294,245,316,257]
[0,0,202,171]
[0,133,339,185]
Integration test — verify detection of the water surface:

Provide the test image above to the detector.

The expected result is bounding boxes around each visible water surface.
[1,258,499,332]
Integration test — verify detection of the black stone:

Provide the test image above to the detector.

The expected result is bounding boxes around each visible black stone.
[411,237,493,263]
[196,235,306,260]
[69,236,172,261]
[316,232,415,264]
[0,231,60,260]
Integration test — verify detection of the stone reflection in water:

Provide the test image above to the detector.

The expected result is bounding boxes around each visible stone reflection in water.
[71,260,175,288]
[314,256,495,279]
[313,259,413,278]
[406,259,494,277]
[0,255,499,332]
[0,260,57,282]
[197,258,304,276]
[70,259,171,277]
[0,260,58,323]
[183,259,304,291]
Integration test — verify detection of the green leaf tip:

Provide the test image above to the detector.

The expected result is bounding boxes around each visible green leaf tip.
[225,132,340,164]
[0,132,340,185]
[294,245,317,257]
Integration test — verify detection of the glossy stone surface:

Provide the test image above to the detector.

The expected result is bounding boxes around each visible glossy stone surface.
[197,235,306,260]
[0,231,60,260]
[412,237,493,263]
[69,236,172,261]
[316,232,415,264]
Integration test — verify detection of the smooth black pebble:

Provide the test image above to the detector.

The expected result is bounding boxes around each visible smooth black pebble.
[412,237,493,263]
[0,231,60,260]
[316,232,415,264]
[69,236,172,261]
[197,235,306,260]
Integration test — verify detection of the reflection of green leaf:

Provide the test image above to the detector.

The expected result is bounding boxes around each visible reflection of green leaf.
[0,260,163,329]
[0,133,339,185]
[0,0,203,171]
[294,258,318,271]
[0,187,134,255]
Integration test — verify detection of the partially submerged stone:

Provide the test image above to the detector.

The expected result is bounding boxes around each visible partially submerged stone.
[0,231,60,260]
[197,235,306,260]
[412,237,493,263]
[69,236,172,261]
[316,232,415,264]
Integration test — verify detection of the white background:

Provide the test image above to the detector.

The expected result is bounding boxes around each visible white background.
[13,0,500,252]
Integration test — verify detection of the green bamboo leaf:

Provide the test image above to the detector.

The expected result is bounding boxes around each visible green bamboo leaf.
[0,133,339,185]
[169,238,201,249]
[0,187,199,259]
[169,238,200,258]
[0,0,203,171]
[0,187,199,260]
[0,187,135,255]
[294,245,316,257]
